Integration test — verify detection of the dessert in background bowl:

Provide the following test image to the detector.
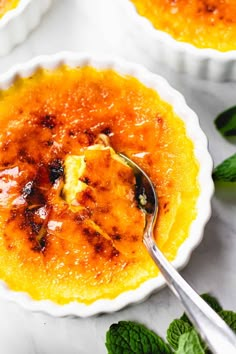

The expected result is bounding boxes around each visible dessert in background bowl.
[0,0,52,57]
[0,53,213,317]
[121,0,236,81]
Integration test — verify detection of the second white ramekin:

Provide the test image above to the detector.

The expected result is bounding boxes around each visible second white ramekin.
[119,0,236,82]
[0,0,52,57]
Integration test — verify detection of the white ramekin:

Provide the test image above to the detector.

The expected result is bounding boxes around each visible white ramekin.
[120,0,236,82]
[0,52,214,317]
[0,0,52,56]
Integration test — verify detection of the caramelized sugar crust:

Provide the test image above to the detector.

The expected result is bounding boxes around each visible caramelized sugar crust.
[0,66,199,304]
[131,0,236,51]
[0,0,19,18]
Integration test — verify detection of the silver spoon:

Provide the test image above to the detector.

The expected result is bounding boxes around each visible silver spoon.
[119,153,236,354]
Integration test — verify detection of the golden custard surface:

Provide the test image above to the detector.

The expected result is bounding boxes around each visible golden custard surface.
[0,0,19,19]
[130,0,236,51]
[0,67,199,304]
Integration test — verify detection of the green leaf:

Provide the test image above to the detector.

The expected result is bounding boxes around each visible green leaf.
[180,293,222,325]
[180,313,191,325]
[175,330,205,354]
[215,106,236,137]
[201,293,223,313]
[105,321,173,354]
[219,311,236,333]
[166,319,192,350]
[213,154,236,182]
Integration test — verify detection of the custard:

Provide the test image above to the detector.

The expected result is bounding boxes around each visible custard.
[0,66,199,304]
[0,0,19,19]
[130,0,236,51]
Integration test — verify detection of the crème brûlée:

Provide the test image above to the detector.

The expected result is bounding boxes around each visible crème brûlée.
[0,66,199,305]
[130,0,236,51]
[0,0,19,19]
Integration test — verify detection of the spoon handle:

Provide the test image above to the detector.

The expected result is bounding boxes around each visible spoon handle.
[144,235,236,354]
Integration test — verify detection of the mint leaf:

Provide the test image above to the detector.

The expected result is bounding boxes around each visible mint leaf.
[181,293,222,325]
[175,330,205,354]
[105,321,173,354]
[215,106,236,137]
[180,313,192,325]
[219,311,236,333]
[213,154,236,182]
[201,293,223,313]
[166,319,192,350]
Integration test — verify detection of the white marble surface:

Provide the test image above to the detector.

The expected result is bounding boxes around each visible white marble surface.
[0,1,236,353]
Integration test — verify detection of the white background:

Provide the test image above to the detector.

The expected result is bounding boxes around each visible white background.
[0,1,236,353]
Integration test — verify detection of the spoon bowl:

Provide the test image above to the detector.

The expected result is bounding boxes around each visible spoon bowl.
[119,152,236,354]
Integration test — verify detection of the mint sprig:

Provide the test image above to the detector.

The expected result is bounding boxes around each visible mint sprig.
[166,319,192,350]
[219,311,236,333]
[105,294,236,354]
[214,106,236,137]
[106,321,173,354]
[200,293,223,313]
[175,330,205,354]
[213,154,236,182]
[168,294,220,353]
[213,106,236,184]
